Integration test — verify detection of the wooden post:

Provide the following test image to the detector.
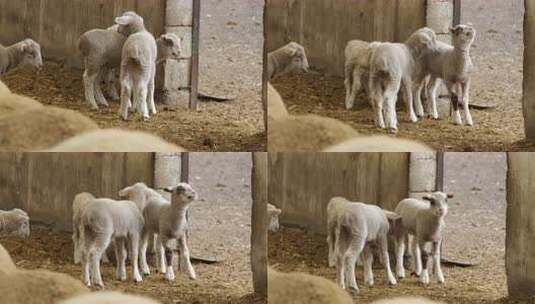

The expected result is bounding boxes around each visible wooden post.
[436,152,445,192]
[181,153,190,183]
[453,0,461,26]
[189,0,200,110]
[506,153,535,299]
[262,3,268,132]
[523,0,535,140]
[251,152,268,297]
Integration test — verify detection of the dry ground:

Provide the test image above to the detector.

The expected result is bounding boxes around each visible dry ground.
[1,0,265,152]
[0,153,257,304]
[268,153,526,303]
[271,0,533,151]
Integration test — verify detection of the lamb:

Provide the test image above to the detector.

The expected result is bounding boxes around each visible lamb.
[267,83,288,122]
[344,40,381,109]
[0,208,30,238]
[78,25,127,110]
[322,135,434,152]
[118,182,164,212]
[0,91,44,114]
[268,114,359,152]
[333,200,400,292]
[47,129,185,152]
[116,12,182,121]
[139,183,198,281]
[71,192,109,265]
[419,24,476,125]
[368,27,437,133]
[0,269,88,304]
[326,197,351,267]
[80,198,144,287]
[268,268,353,304]
[0,243,16,275]
[268,42,309,80]
[59,291,162,304]
[0,80,10,94]
[268,203,282,232]
[0,39,43,75]
[394,191,453,285]
[0,106,98,151]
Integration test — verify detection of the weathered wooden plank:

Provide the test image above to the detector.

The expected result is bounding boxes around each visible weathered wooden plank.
[251,152,268,296]
[524,0,535,140]
[506,152,535,298]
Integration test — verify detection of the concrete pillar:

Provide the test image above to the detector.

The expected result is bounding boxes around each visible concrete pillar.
[161,0,193,108]
[427,0,454,44]
[154,152,182,201]
[524,0,535,140]
[506,152,535,298]
[409,152,437,198]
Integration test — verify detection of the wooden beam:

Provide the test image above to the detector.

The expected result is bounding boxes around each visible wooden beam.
[436,152,445,192]
[251,152,268,297]
[453,0,462,26]
[189,0,201,110]
[181,153,190,183]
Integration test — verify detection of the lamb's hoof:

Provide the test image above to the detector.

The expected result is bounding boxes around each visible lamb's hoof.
[387,128,398,134]
[389,278,397,286]
[91,106,99,111]
[142,116,150,122]
[143,269,151,276]
[93,282,104,289]
[408,115,418,123]
[410,271,420,277]
[365,280,374,287]
[348,286,360,294]
[188,272,197,280]
[419,272,430,285]
[133,275,143,283]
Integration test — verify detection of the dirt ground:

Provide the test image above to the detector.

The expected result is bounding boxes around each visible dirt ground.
[0,153,257,304]
[268,153,522,303]
[271,0,534,151]
[0,0,265,152]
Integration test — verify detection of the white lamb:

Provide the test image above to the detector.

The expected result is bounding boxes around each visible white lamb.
[268,203,282,232]
[0,39,42,75]
[394,192,452,285]
[344,40,381,109]
[78,25,126,110]
[118,182,164,212]
[139,183,198,281]
[60,291,162,304]
[333,200,400,292]
[326,197,351,267]
[419,24,476,125]
[80,197,144,287]
[268,42,309,80]
[0,208,30,238]
[116,12,182,121]
[369,28,437,133]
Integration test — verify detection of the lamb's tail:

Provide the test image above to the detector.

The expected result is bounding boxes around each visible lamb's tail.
[370,55,392,93]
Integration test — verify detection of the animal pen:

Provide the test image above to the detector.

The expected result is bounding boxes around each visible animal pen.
[0,0,265,151]
[268,152,535,302]
[0,152,267,304]
[266,0,533,151]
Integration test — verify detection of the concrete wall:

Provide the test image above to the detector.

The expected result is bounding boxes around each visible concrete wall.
[409,152,438,198]
[0,153,154,232]
[506,152,535,299]
[265,0,427,76]
[268,153,410,233]
[524,0,535,140]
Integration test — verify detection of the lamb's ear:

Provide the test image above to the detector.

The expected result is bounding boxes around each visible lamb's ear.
[115,16,130,25]
[118,186,131,197]
[163,187,174,193]
[447,193,454,199]
[422,194,433,201]
[161,34,174,46]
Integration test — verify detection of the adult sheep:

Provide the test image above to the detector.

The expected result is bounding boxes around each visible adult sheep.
[60,291,162,304]
[0,243,16,275]
[268,114,359,152]
[323,136,434,152]
[0,106,98,151]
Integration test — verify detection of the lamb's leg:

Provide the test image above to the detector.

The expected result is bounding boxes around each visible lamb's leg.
[335,228,351,289]
[384,82,401,133]
[114,238,127,281]
[462,80,473,126]
[120,72,133,120]
[178,237,196,280]
[427,77,441,120]
[419,240,430,285]
[403,78,418,123]
[379,234,397,285]
[90,233,111,288]
[134,84,150,121]
[73,227,81,264]
[395,232,407,279]
[433,240,445,283]
[139,230,151,275]
[156,234,167,274]
[411,236,422,276]
[148,67,157,115]
[346,65,361,110]
[129,233,143,283]
[345,236,365,292]
[445,81,462,125]
[83,68,99,110]
[160,236,175,281]
[344,64,353,109]
[81,242,91,286]
[94,70,109,107]
[106,69,120,101]
[327,219,337,268]
[414,76,428,118]
[369,75,386,129]
[361,244,374,286]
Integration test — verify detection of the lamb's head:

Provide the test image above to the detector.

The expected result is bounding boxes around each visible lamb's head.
[115,11,146,36]
[450,24,476,51]
[8,209,30,238]
[406,27,437,58]
[18,39,43,70]
[157,33,182,61]
[118,182,150,207]
[267,203,282,232]
[164,183,198,204]
[285,42,309,74]
[422,192,453,217]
